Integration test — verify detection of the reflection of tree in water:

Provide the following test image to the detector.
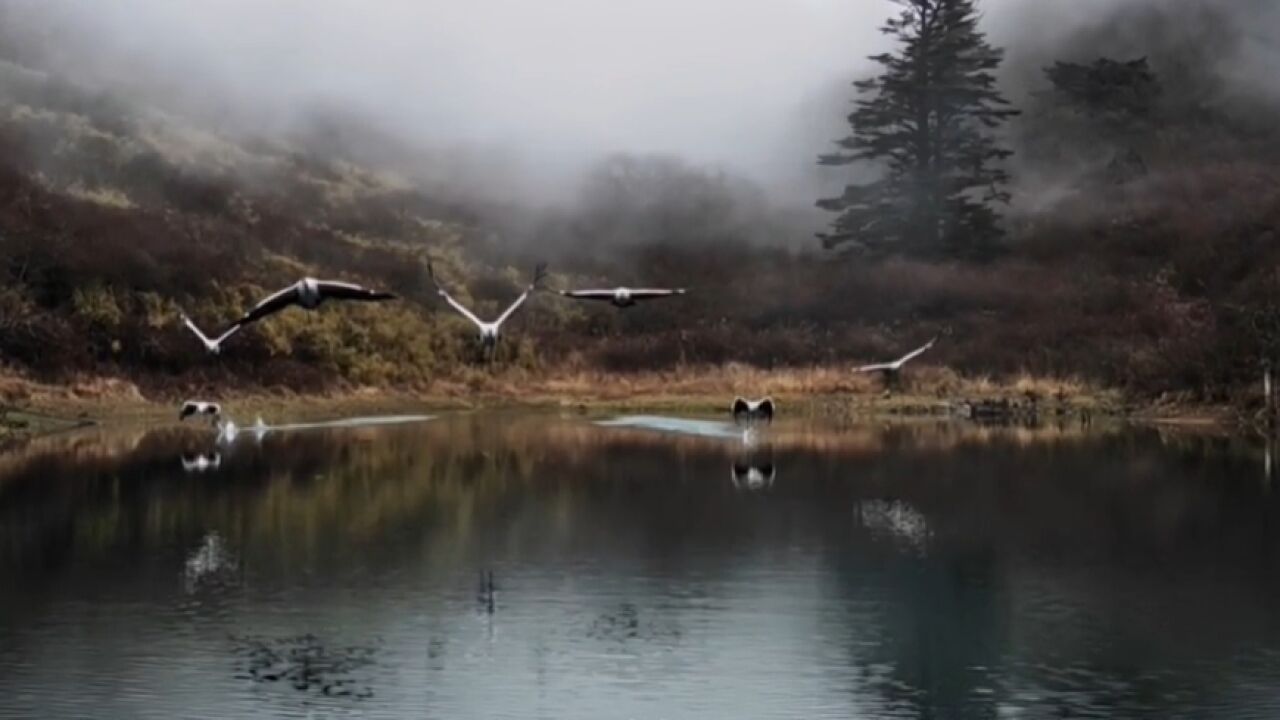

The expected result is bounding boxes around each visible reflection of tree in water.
[3,414,1280,716]
[230,633,379,699]
[869,550,1008,718]
[819,463,1008,717]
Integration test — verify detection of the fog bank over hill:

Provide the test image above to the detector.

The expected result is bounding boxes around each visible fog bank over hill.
[0,0,1278,217]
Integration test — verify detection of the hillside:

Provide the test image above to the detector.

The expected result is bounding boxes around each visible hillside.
[0,20,1276,415]
[0,56,564,395]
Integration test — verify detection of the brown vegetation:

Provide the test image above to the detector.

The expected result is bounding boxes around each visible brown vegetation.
[0,13,1274,419]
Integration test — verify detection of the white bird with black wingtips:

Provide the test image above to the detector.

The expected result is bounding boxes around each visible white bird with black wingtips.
[179,400,222,425]
[179,315,242,355]
[180,277,397,353]
[855,337,937,383]
[428,260,547,357]
[731,397,775,426]
[559,286,686,308]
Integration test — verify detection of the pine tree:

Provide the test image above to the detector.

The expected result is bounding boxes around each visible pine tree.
[1039,57,1161,183]
[818,0,1018,260]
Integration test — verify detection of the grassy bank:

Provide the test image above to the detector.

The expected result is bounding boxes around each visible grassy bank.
[0,363,1158,434]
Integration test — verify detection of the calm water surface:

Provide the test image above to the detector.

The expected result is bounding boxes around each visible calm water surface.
[1,411,1279,719]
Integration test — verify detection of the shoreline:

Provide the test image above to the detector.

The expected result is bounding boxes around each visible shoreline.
[0,365,1241,443]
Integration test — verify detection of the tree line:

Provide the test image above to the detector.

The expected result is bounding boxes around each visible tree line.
[818,0,1171,262]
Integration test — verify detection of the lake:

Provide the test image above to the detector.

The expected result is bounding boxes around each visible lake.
[1,410,1279,719]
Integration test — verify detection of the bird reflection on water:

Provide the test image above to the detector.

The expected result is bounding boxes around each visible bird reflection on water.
[180,451,222,472]
[2,413,1280,718]
[730,461,776,491]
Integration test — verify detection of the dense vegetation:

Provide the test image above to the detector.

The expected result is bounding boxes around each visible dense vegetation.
[818,0,1019,259]
[0,0,1276,409]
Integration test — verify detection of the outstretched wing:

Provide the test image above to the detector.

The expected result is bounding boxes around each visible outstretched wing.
[316,280,397,302]
[758,463,776,483]
[628,288,685,301]
[495,263,547,326]
[180,401,198,420]
[892,337,937,367]
[495,287,533,326]
[855,338,936,373]
[181,312,241,352]
[235,283,301,327]
[180,314,215,348]
[758,397,775,422]
[211,324,242,346]
[439,289,487,329]
[426,260,488,329]
[561,289,618,301]
[732,397,750,418]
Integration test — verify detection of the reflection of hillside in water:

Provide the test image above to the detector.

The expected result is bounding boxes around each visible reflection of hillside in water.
[0,412,1267,576]
[2,412,1280,717]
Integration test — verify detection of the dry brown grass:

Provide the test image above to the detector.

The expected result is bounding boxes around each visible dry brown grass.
[0,361,1122,426]
[62,182,134,209]
[407,363,1119,417]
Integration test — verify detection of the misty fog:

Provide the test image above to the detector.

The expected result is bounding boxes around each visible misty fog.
[0,1,1148,198]
[1,0,1278,211]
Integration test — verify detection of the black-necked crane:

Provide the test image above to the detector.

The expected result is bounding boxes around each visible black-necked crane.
[180,278,396,353]
[179,400,221,424]
[732,397,775,426]
[855,337,937,389]
[428,261,547,358]
[559,286,686,308]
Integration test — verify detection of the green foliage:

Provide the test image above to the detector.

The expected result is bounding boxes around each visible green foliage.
[71,283,124,329]
[818,0,1019,260]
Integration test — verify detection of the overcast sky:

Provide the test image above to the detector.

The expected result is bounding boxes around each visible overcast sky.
[7,0,1224,198]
